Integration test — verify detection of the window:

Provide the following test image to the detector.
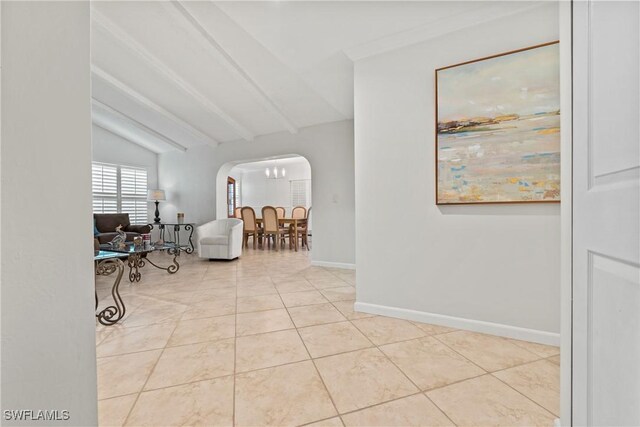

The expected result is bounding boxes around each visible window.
[92,162,148,224]
[120,167,148,224]
[92,163,118,214]
[290,179,311,207]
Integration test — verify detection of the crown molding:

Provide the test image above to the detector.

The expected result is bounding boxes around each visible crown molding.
[344,2,548,62]
[92,9,255,141]
[92,99,188,153]
[167,1,298,135]
[92,65,219,148]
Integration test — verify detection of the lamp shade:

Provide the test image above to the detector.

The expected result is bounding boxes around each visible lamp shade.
[147,189,166,201]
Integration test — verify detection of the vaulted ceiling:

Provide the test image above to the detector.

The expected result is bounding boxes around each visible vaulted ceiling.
[91,1,540,153]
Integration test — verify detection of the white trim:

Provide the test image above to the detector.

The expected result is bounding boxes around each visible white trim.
[354,301,561,346]
[92,10,255,141]
[167,1,298,135]
[310,260,356,270]
[92,66,219,147]
[559,1,573,424]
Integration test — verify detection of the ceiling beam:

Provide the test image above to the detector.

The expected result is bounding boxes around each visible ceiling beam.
[343,2,545,61]
[92,99,188,153]
[166,1,298,135]
[92,9,255,141]
[92,65,219,147]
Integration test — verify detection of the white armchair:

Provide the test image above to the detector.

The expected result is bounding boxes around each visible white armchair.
[197,218,243,260]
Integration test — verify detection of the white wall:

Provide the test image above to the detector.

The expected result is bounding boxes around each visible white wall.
[354,3,560,343]
[1,1,98,425]
[158,120,354,267]
[92,125,159,223]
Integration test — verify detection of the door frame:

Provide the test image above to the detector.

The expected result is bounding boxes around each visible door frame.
[227,176,236,218]
[559,1,573,425]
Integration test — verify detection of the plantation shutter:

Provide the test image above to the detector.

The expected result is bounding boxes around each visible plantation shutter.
[290,179,311,207]
[120,166,148,224]
[92,163,118,214]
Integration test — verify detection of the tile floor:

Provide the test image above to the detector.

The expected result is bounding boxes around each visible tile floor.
[95,248,560,426]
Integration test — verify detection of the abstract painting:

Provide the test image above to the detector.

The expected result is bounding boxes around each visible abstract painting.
[436,42,560,204]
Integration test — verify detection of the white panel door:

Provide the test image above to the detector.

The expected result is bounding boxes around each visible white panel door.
[573,1,640,425]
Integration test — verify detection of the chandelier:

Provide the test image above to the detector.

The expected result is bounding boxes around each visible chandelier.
[265,164,286,179]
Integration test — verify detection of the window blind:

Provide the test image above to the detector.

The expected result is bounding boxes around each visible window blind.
[290,179,311,207]
[92,163,118,214]
[92,162,149,224]
[121,167,148,225]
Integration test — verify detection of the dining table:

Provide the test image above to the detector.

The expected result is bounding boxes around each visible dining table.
[255,217,306,251]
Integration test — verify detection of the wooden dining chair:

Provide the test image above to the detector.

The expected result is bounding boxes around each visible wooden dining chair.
[261,206,282,251]
[234,207,242,219]
[241,207,262,249]
[290,206,309,250]
[275,206,290,244]
[291,206,307,219]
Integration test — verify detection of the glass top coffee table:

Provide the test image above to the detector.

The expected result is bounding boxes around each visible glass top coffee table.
[100,242,183,282]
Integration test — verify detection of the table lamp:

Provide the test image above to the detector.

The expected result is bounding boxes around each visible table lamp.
[147,189,166,223]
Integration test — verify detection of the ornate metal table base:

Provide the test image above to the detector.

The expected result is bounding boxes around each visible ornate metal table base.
[150,223,195,254]
[127,247,180,282]
[95,258,126,326]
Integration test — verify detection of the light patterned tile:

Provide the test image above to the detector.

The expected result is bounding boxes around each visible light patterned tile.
[236,284,278,297]
[235,361,337,426]
[341,394,453,427]
[493,359,560,416]
[314,348,418,413]
[331,300,374,320]
[236,308,294,336]
[237,294,284,313]
[436,331,539,372]
[126,377,234,427]
[288,303,346,328]
[181,297,236,320]
[236,329,309,372]
[427,375,555,426]
[411,321,457,336]
[168,315,235,347]
[97,350,161,400]
[508,338,560,358]
[351,316,425,345]
[280,290,328,307]
[98,394,137,427]
[305,417,344,427]
[298,322,372,358]
[96,323,175,357]
[145,339,234,390]
[380,336,484,390]
[320,286,356,302]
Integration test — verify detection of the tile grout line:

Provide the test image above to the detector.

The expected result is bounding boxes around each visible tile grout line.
[269,273,343,424]
[120,320,180,426]
[429,333,558,419]
[232,262,238,427]
[345,318,458,426]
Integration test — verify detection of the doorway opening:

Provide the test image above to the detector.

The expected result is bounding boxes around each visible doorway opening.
[217,154,313,252]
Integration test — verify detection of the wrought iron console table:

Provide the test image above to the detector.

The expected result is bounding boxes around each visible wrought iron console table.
[149,222,195,254]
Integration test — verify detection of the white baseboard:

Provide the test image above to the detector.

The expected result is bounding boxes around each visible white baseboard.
[354,301,560,346]
[310,260,356,270]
